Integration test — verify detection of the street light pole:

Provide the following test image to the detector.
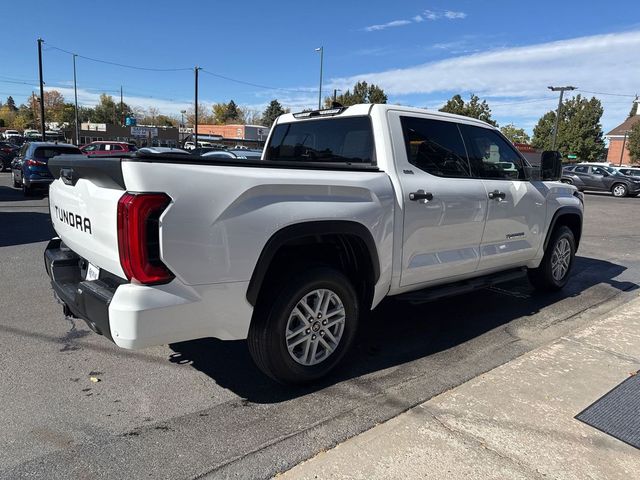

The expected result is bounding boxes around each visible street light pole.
[73,54,79,145]
[333,88,341,104]
[315,47,323,109]
[37,38,46,141]
[194,66,200,147]
[547,85,576,150]
[180,109,186,145]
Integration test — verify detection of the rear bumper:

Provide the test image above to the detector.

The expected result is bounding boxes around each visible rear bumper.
[44,238,123,340]
[44,238,254,349]
[25,175,53,187]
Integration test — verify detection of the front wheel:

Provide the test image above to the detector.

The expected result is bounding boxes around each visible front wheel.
[248,266,359,384]
[611,183,628,197]
[528,225,576,291]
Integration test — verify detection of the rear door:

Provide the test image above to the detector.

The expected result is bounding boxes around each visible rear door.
[459,124,546,270]
[388,112,488,287]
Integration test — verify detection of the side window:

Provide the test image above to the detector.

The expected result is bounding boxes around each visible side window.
[460,124,525,180]
[111,144,124,151]
[574,166,588,173]
[84,144,98,152]
[400,116,471,178]
[591,167,607,175]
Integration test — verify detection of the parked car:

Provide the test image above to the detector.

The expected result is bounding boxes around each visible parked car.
[183,141,217,150]
[190,146,227,156]
[0,141,20,171]
[202,148,262,160]
[3,129,21,139]
[12,142,81,196]
[80,141,138,156]
[44,104,582,384]
[618,167,640,178]
[561,163,640,197]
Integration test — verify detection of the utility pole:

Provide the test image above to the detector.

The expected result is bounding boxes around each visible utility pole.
[547,85,576,150]
[194,66,200,147]
[619,130,629,166]
[37,38,46,141]
[315,47,323,110]
[333,88,341,104]
[73,54,79,145]
[120,86,124,126]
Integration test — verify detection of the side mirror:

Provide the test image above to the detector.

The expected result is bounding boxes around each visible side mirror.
[541,151,562,181]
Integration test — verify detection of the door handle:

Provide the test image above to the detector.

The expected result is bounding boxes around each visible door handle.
[488,190,506,200]
[409,190,434,202]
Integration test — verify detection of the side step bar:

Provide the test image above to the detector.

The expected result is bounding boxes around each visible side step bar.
[397,267,527,305]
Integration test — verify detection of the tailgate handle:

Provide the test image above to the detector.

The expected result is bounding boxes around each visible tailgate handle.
[60,168,78,186]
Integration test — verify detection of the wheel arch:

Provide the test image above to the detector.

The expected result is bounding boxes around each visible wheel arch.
[246,221,380,309]
[544,206,583,251]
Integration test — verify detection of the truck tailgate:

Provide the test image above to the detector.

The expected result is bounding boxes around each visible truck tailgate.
[48,155,127,279]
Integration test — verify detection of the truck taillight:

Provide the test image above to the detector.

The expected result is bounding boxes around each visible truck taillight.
[117,192,174,285]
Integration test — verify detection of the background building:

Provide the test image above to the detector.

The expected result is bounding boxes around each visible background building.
[193,124,269,148]
[65,123,179,147]
[605,109,640,166]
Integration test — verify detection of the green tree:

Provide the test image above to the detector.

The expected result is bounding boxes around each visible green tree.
[325,81,388,107]
[627,121,640,164]
[92,94,118,123]
[261,99,286,127]
[532,94,605,161]
[5,96,17,112]
[500,123,530,144]
[629,98,638,118]
[439,94,497,126]
[212,100,243,124]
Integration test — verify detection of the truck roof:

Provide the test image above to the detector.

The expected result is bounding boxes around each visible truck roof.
[277,103,497,130]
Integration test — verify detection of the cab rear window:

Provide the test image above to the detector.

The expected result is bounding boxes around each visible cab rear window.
[265,116,373,164]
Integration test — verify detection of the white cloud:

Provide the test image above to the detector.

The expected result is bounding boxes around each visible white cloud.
[364,19,412,32]
[328,30,640,132]
[444,10,467,19]
[364,9,467,32]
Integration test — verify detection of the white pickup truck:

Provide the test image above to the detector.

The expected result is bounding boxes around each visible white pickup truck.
[44,104,583,384]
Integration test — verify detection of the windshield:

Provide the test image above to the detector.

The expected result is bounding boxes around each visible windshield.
[34,147,81,160]
[266,116,374,164]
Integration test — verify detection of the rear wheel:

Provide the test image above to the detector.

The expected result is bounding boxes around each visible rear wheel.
[248,266,359,384]
[528,225,576,291]
[611,183,628,197]
[22,182,33,197]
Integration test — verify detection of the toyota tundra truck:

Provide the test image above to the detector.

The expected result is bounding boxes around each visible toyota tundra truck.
[44,104,583,384]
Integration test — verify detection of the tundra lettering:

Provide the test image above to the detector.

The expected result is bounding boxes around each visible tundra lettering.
[54,205,92,234]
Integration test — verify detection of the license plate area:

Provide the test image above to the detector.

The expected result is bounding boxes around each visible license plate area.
[86,262,100,281]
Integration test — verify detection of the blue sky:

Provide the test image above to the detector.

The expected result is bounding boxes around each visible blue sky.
[1,0,638,134]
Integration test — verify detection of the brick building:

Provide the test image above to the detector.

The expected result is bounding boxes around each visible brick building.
[193,124,269,148]
[605,110,640,166]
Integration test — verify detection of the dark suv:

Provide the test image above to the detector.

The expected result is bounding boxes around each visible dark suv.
[561,164,640,197]
[0,141,20,171]
[11,142,81,196]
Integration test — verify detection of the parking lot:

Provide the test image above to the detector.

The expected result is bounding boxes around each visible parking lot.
[1,171,639,479]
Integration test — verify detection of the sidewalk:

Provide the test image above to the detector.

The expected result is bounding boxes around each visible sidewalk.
[279,295,640,480]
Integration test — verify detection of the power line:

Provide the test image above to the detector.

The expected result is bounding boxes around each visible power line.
[577,89,637,98]
[199,69,311,93]
[45,44,193,72]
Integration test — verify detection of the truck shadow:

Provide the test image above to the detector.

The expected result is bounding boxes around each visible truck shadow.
[168,256,637,404]
[0,211,54,247]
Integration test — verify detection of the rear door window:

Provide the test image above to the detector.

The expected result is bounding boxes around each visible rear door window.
[400,116,471,178]
[574,166,589,173]
[266,116,373,164]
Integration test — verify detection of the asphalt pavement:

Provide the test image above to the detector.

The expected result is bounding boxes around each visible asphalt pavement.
[1,172,639,479]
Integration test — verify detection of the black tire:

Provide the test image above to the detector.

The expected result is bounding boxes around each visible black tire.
[528,225,576,292]
[248,266,359,385]
[611,183,628,197]
[22,182,33,197]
